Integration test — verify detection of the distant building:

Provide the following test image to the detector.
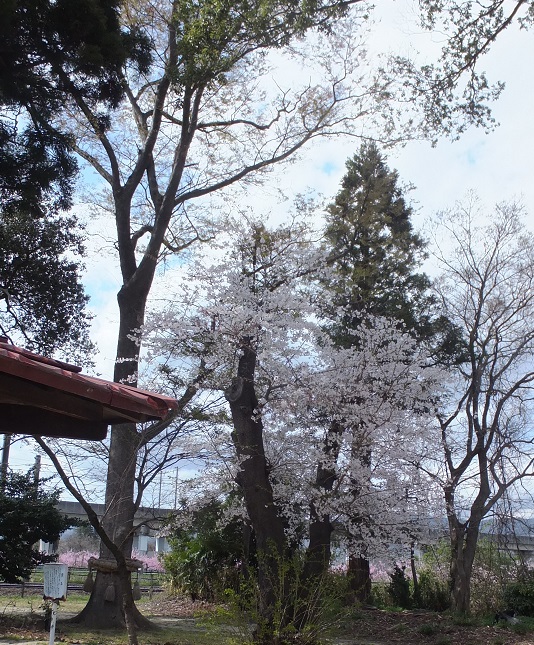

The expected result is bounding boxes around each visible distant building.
[41,500,175,557]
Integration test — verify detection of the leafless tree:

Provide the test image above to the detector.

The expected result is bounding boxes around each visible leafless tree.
[424,195,534,613]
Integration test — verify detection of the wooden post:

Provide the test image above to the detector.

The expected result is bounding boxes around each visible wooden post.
[48,601,58,645]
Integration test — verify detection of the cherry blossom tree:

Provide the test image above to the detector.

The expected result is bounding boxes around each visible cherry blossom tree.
[146,217,444,639]
[29,0,502,632]
[36,0,406,630]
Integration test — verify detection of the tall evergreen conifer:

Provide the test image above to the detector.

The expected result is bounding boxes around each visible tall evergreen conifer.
[323,143,458,601]
[324,142,433,345]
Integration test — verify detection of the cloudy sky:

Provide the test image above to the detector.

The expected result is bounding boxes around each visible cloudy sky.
[82,0,534,374]
[9,0,534,488]
[288,0,534,229]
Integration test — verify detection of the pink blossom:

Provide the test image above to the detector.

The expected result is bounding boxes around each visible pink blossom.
[58,550,98,567]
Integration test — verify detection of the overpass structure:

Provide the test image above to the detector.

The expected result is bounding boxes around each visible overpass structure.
[43,500,176,556]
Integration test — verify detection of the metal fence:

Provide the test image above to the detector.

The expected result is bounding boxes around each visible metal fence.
[0,566,164,597]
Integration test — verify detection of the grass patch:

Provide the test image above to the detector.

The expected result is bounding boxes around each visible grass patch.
[509,620,532,635]
[418,622,440,636]
[451,614,479,627]
[1,592,90,613]
[56,624,233,645]
[493,614,534,635]
[0,593,236,645]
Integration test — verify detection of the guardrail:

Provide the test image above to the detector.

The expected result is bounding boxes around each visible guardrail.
[0,581,164,597]
[1,567,164,597]
[31,566,164,586]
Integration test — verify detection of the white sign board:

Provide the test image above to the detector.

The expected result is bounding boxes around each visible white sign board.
[43,563,69,601]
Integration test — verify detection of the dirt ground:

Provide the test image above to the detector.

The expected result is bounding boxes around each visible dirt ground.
[150,597,534,645]
[1,593,533,644]
[332,606,534,645]
[146,596,534,644]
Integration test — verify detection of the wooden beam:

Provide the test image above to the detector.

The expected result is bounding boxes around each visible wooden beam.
[0,404,108,440]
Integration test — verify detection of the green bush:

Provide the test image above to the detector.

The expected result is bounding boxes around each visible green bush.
[369,582,390,608]
[388,565,412,609]
[414,538,517,614]
[470,539,517,615]
[211,551,353,645]
[417,569,450,612]
[503,571,534,616]
[0,471,76,583]
[418,622,439,635]
[163,500,248,601]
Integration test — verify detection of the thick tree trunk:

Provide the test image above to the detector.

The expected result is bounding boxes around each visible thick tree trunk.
[450,539,472,613]
[410,543,420,606]
[295,420,344,628]
[225,340,288,640]
[346,434,372,603]
[72,569,151,631]
[448,515,480,614]
[74,287,152,631]
[347,555,371,603]
[445,453,487,616]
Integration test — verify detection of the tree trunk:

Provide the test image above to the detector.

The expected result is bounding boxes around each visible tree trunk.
[74,287,152,630]
[225,340,288,639]
[346,433,372,603]
[295,420,344,628]
[347,555,371,603]
[448,519,479,614]
[445,460,487,616]
[410,542,420,606]
[72,569,151,631]
[450,544,471,614]
[0,433,11,491]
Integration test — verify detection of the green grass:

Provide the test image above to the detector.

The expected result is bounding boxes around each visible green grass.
[1,593,105,613]
[0,594,237,645]
[418,622,439,635]
[55,624,236,645]
[5,593,534,645]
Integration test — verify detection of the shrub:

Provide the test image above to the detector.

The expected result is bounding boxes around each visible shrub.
[414,538,517,614]
[0,471,76,582]
[418,623,439,635]
[417,569,450,612]
[503,571,534,616]
[388,565,412,609]
[163,500,248,601]
[369,582,390,608]
[222,552,353,645]
[470,539,517,615]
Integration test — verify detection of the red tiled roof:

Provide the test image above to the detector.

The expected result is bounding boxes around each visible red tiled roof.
[0,341,178,440]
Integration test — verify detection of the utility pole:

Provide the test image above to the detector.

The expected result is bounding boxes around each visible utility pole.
[0,433,11,491]
[33,454,41,486]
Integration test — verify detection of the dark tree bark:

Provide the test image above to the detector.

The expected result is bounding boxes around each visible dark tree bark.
[304,421,343,578]
[225,339,287,636]
[445,479,485,614]
[74,279,153,630]
[347,555,371,603]
[410,543,420,605]
[344,434,372,603]
[294,420,344,628]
